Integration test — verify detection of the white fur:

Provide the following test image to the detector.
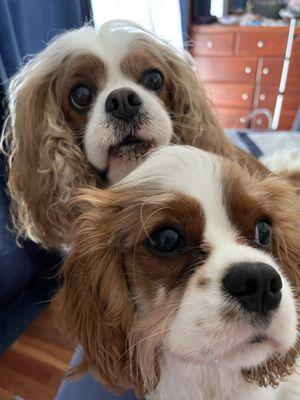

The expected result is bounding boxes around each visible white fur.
[82,22,173,176]
[10,21,174,185]
[122,146,300,400]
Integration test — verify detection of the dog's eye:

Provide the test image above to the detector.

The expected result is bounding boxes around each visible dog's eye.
[70,85,93,111]
[141,69,163,91]
[145,227,185,255]
[255,221,272,246]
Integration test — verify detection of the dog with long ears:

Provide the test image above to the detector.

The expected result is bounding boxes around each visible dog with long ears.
[56,146,300,400]
[2,20,265,250]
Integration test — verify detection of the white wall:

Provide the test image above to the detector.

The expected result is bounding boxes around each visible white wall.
[91,0,184,49]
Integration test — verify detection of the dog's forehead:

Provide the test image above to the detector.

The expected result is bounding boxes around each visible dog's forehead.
[53,25,146,75]
[122,146,237,241]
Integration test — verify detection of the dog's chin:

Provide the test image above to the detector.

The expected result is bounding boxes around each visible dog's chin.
[167,332,285,370]
[107,138,154,185]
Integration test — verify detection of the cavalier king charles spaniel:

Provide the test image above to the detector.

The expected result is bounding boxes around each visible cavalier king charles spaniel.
[2,20,264,250]
[56,146,300,400]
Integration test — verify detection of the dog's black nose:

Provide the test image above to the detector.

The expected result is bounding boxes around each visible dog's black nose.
[222,263,282,315]
[105,88,142,120]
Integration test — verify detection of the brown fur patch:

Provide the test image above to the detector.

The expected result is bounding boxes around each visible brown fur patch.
[121,194,207,300]
[57,54,106,135]
[221,159,300,387]
[282,171,300,192]
[221,163,271,246]
[55,185,210,395]
[121,47,171,108]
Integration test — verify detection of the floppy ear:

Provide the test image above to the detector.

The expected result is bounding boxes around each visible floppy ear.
[2,36,98,249]
[55,188,138,395]
[243,176,300,388]
[159,45,268,175]
[256,176,300,289]
[162,48,227,151]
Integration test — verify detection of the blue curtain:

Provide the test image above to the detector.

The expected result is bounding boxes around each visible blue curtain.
[0,0,92,93]
[179,0,191,47]
[0,0,92,353]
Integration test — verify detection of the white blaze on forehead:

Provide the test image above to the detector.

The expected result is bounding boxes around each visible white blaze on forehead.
[122,145,236,242]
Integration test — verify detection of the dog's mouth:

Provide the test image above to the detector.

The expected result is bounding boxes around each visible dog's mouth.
[109,136,153,158]
[105,136,154,185]
[247,334,267,345]
[168,330,282,367]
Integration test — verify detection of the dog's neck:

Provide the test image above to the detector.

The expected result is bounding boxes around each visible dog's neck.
[145,352,280,400]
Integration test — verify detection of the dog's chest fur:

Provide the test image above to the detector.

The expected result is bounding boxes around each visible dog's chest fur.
[145,354,300,400]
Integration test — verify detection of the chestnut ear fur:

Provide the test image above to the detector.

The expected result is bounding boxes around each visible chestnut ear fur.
[243,175,300,387]
[2,40,99,250]
[55,188,143,395]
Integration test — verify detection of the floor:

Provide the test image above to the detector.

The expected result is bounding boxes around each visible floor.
[0,306,74,400]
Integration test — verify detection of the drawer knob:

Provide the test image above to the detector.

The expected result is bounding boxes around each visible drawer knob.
[240,116,246,124]
[256,118,263,126]
[257,40,264,48]
[206,41,213,49]
[262,67,269,75]
[242,93,249,100]
[259,93,266,101]
[244,66,252,74]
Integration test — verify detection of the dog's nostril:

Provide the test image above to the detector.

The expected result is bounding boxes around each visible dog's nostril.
[223,262,282,315]
[105,97,119,113]
[128,93,142,107]
[270,276,282,293]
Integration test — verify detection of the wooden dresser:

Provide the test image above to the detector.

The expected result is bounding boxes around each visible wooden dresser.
[190,24,300,130]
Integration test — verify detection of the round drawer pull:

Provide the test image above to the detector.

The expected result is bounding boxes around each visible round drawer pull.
[240,116,246,124]
[242,93,249,100]
[262,67,269,75]
[206,41,213,48]
[256,118,263,126]
[257,40,264,48]
[244,66,252,74]
[259,93,266,101]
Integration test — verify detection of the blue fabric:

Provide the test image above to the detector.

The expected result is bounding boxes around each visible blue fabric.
[179,0,189,46]
[56,347,137,400]
[226,130,300,158]
[0,0,92,87]
[0,0,92,352]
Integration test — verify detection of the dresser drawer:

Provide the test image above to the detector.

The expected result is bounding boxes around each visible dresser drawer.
[236,33,287,56]
[250,114,270,130]
[259,58,283,85]
[191,33,234,56]
[205,83,254,108]
[278,111,296,130]
[287,60,300,87]
[291,33,300,61]
[282,88,300,112]
[256,86,300,115]
[216,107,250,128]
[255,86,278,110]
[195,57,257,83]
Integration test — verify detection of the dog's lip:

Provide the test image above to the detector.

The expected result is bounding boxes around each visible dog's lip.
[167,332,281,365]
[108,136,153,157]
[247,333,267,344]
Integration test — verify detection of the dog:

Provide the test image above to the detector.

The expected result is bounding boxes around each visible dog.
[56,146,300,400]
[1,20,265,250]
